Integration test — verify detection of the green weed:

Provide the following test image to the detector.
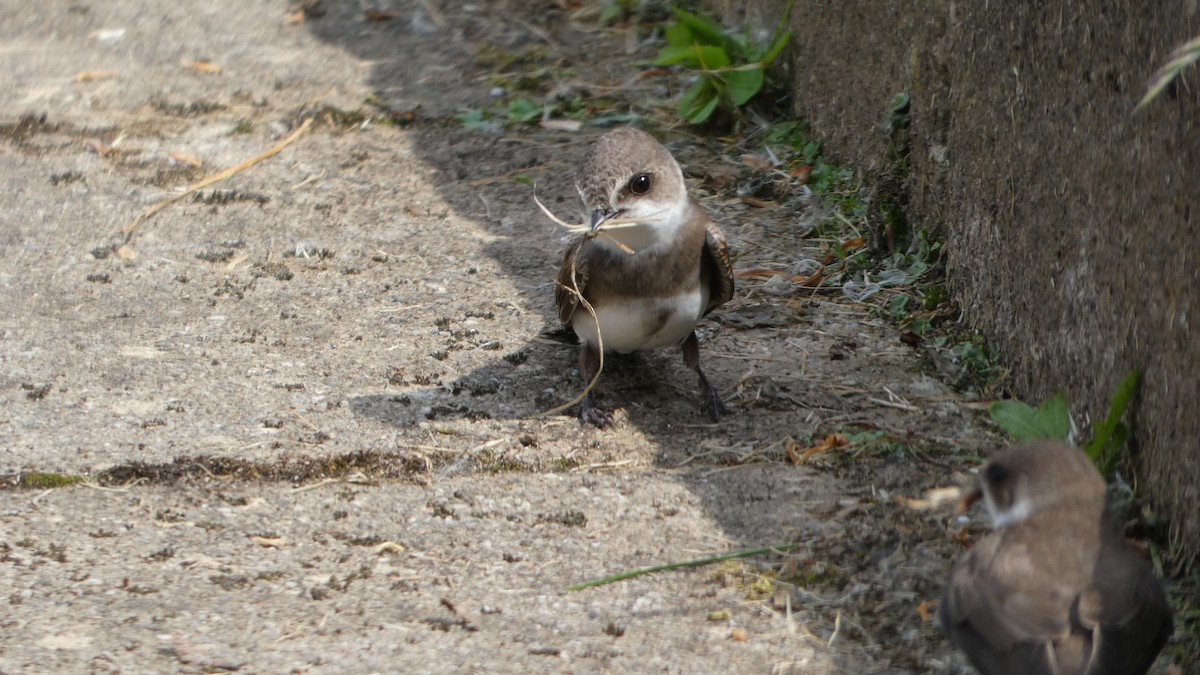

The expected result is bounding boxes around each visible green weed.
[655,3,793,124]
[1138,35,1200,109]
[989,370,1141,478]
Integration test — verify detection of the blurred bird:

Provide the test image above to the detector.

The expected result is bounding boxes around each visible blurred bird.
[555,127,734,427]
[940,441,1173,675]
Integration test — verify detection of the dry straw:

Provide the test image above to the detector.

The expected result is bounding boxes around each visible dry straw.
[532,193,642,419]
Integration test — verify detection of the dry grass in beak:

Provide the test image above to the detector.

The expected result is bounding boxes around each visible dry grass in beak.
[533,190,650,420]
[533,192,640,255]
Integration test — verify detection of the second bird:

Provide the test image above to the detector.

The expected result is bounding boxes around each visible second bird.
[556,127,734,427]
[939,441,1173,675]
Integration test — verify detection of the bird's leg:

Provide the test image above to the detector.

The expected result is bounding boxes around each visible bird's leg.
[577,342,613,428]
[682,331,727,421]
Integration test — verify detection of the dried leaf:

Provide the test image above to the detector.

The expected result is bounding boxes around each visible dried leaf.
[73,70,118,83]
[954,527,975,549]
[1125,538,1150,559]
[637,67,671,80]
[182,59,222,75]
[702,171,736,192]
[957,488,982,514]
[917,599,937,623]
[787,434,849,465]
[841,237,867,253]
[789,164,813,182]
[168,151,203,167]
[793,267,824,287]
[364,9,398,20]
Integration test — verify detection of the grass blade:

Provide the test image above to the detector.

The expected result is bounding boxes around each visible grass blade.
[566,543,795,591]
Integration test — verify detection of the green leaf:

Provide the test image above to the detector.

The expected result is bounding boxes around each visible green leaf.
[765,120,805,146]
[1084,370,1140,475]
[723,66,763,105]
[665,22,695,49]
[1098,423,1129,477]
[725,31,749,56]
[803,140,821,164]
[676,80,706,112]
[599,2,622,24]
[767,0,796,60]
[507,98,542,123]
[989,393,1071,442]
[457,108,495,131]
[671,8,726,46]
[904,258,929,282]
[760,29,792,65]
[655,44,730,69]
[685,95,720,124]
[904,316,932,336]
[678,81,720,124]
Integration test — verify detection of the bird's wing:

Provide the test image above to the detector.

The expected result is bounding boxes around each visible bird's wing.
[940,535,1075,675]
[702,220,734,314]
[1075,529,1174,675]
[555,239,588,326]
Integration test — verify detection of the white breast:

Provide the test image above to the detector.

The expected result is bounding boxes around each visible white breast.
[572,288,708,353]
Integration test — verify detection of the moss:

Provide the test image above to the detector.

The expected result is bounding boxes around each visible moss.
[475,449,537,474]
[551,456,583,471]
[0,449,434,491]
[20,472,85,488]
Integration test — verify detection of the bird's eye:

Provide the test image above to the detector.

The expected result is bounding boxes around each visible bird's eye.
[628,174,652,195]
[984,463,1009,485]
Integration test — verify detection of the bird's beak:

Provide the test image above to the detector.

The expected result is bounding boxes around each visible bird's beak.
[589,208,615,232]
[956,487,983,515]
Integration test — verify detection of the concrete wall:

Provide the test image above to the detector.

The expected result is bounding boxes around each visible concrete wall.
[714,0,1200,551]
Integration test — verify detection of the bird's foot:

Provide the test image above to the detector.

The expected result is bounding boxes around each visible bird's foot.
[579,397,614,428]
[701,385,728,421]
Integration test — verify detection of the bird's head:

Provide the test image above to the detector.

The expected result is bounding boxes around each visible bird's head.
[964,441,1106,529]
[574,128,690,251]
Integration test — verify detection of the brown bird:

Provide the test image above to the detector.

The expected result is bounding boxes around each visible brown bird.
[555,127,734,427]
[939,441,1173,675]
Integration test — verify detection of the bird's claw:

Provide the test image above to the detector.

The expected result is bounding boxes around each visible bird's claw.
[701,387,728,421]
[579,398,614,428]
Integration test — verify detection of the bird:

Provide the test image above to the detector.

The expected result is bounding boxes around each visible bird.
[554,127,734,428]
[939,441,1173,675]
